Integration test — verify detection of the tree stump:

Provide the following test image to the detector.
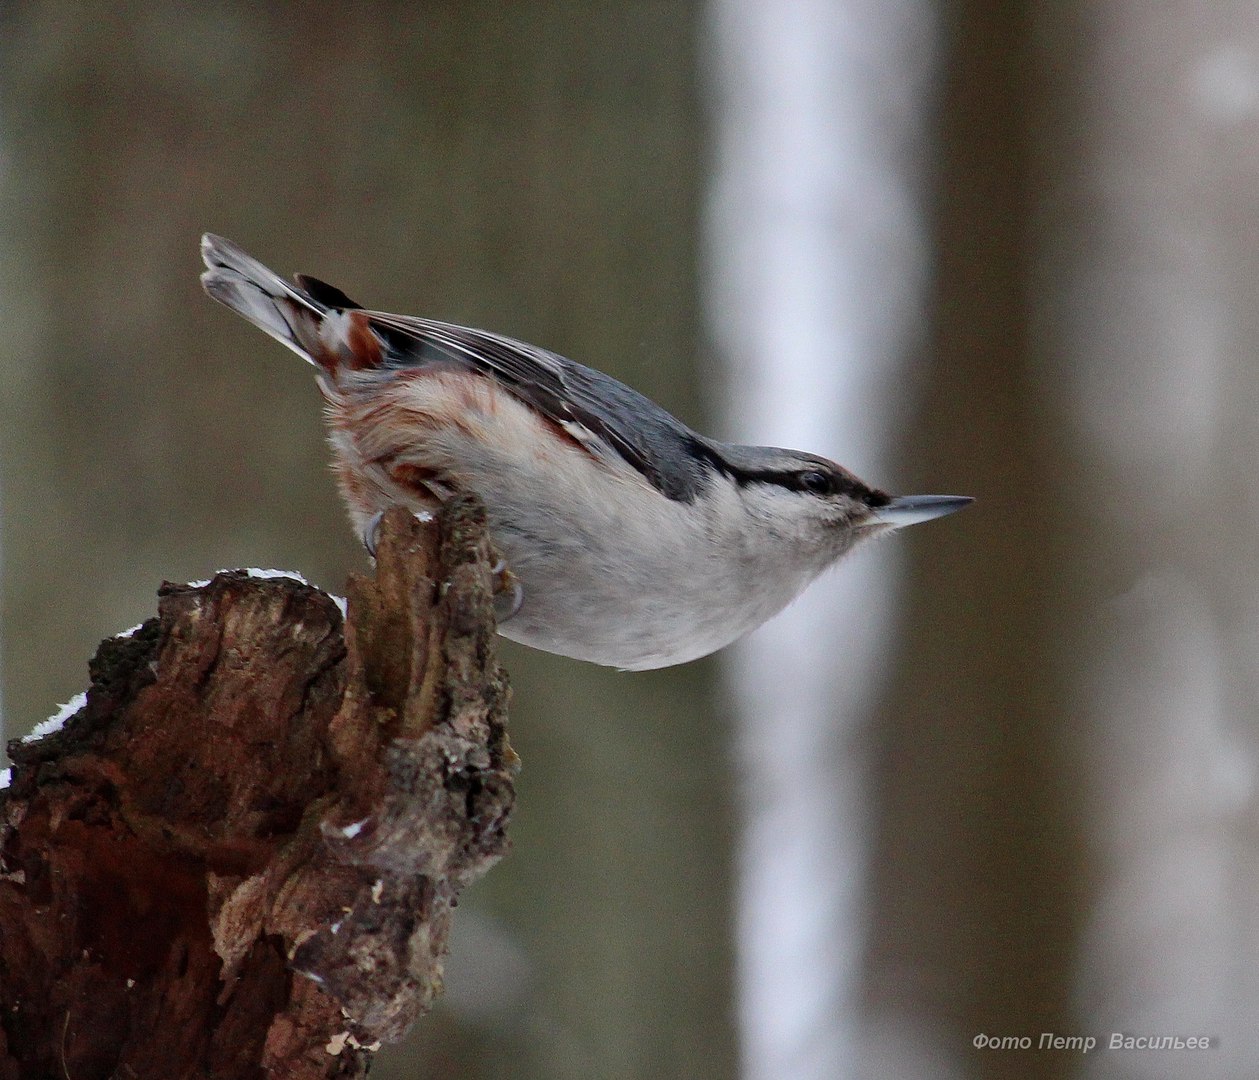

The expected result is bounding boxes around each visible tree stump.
[0,499,516,1079]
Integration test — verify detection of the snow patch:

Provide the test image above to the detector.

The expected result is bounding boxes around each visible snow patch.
[244,567,310,586]
[0,768,11,790]
[185,570,339,612]
[23,691,88,743]
[184,568,311,589]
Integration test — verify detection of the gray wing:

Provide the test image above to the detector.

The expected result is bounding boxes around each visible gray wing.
[363,311,718,502]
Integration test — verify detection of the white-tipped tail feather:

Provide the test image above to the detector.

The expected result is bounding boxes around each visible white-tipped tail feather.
[200,233,324,365]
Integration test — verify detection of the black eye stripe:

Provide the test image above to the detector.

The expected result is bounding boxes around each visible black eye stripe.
[736,467,863,498]
[706,446,890,506]
[798,470,833,495]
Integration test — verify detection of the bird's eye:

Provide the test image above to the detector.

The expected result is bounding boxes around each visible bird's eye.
[798,470,834,496]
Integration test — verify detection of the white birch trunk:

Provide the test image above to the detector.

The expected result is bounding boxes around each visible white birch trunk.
[702,3,941,1076]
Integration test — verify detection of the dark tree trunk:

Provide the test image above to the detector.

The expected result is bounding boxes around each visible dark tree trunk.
[0,502,514,1080]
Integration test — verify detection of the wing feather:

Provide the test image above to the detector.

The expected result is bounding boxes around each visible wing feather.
[362,312,715,502]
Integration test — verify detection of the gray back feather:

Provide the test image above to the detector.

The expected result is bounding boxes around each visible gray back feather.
[366,313,722,502]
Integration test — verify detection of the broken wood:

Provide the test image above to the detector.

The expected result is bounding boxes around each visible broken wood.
[0,499,515,1079]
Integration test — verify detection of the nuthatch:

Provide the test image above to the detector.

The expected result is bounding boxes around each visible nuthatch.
[201,234,970,670]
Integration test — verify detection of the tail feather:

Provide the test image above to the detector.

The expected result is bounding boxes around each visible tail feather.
[201,234,386,374]
[200,233,326,365]
[294,274,364,311]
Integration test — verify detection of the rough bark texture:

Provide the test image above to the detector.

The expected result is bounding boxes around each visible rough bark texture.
[0,500,515,1079]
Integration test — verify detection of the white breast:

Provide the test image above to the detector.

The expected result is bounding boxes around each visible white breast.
[331,370,832,669]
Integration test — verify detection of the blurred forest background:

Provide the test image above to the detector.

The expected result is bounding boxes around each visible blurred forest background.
[2,3,1257,1080]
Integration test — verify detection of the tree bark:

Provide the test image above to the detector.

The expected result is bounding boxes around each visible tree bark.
[0,500,515,1079]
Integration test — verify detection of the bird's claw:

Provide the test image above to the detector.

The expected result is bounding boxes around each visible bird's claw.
[361,510,386,557]
[361,506,435,556]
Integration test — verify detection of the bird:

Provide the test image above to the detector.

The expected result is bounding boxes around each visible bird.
[200,234,970,670]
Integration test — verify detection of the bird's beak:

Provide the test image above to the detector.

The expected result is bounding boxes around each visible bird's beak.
[871,494,973,528]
